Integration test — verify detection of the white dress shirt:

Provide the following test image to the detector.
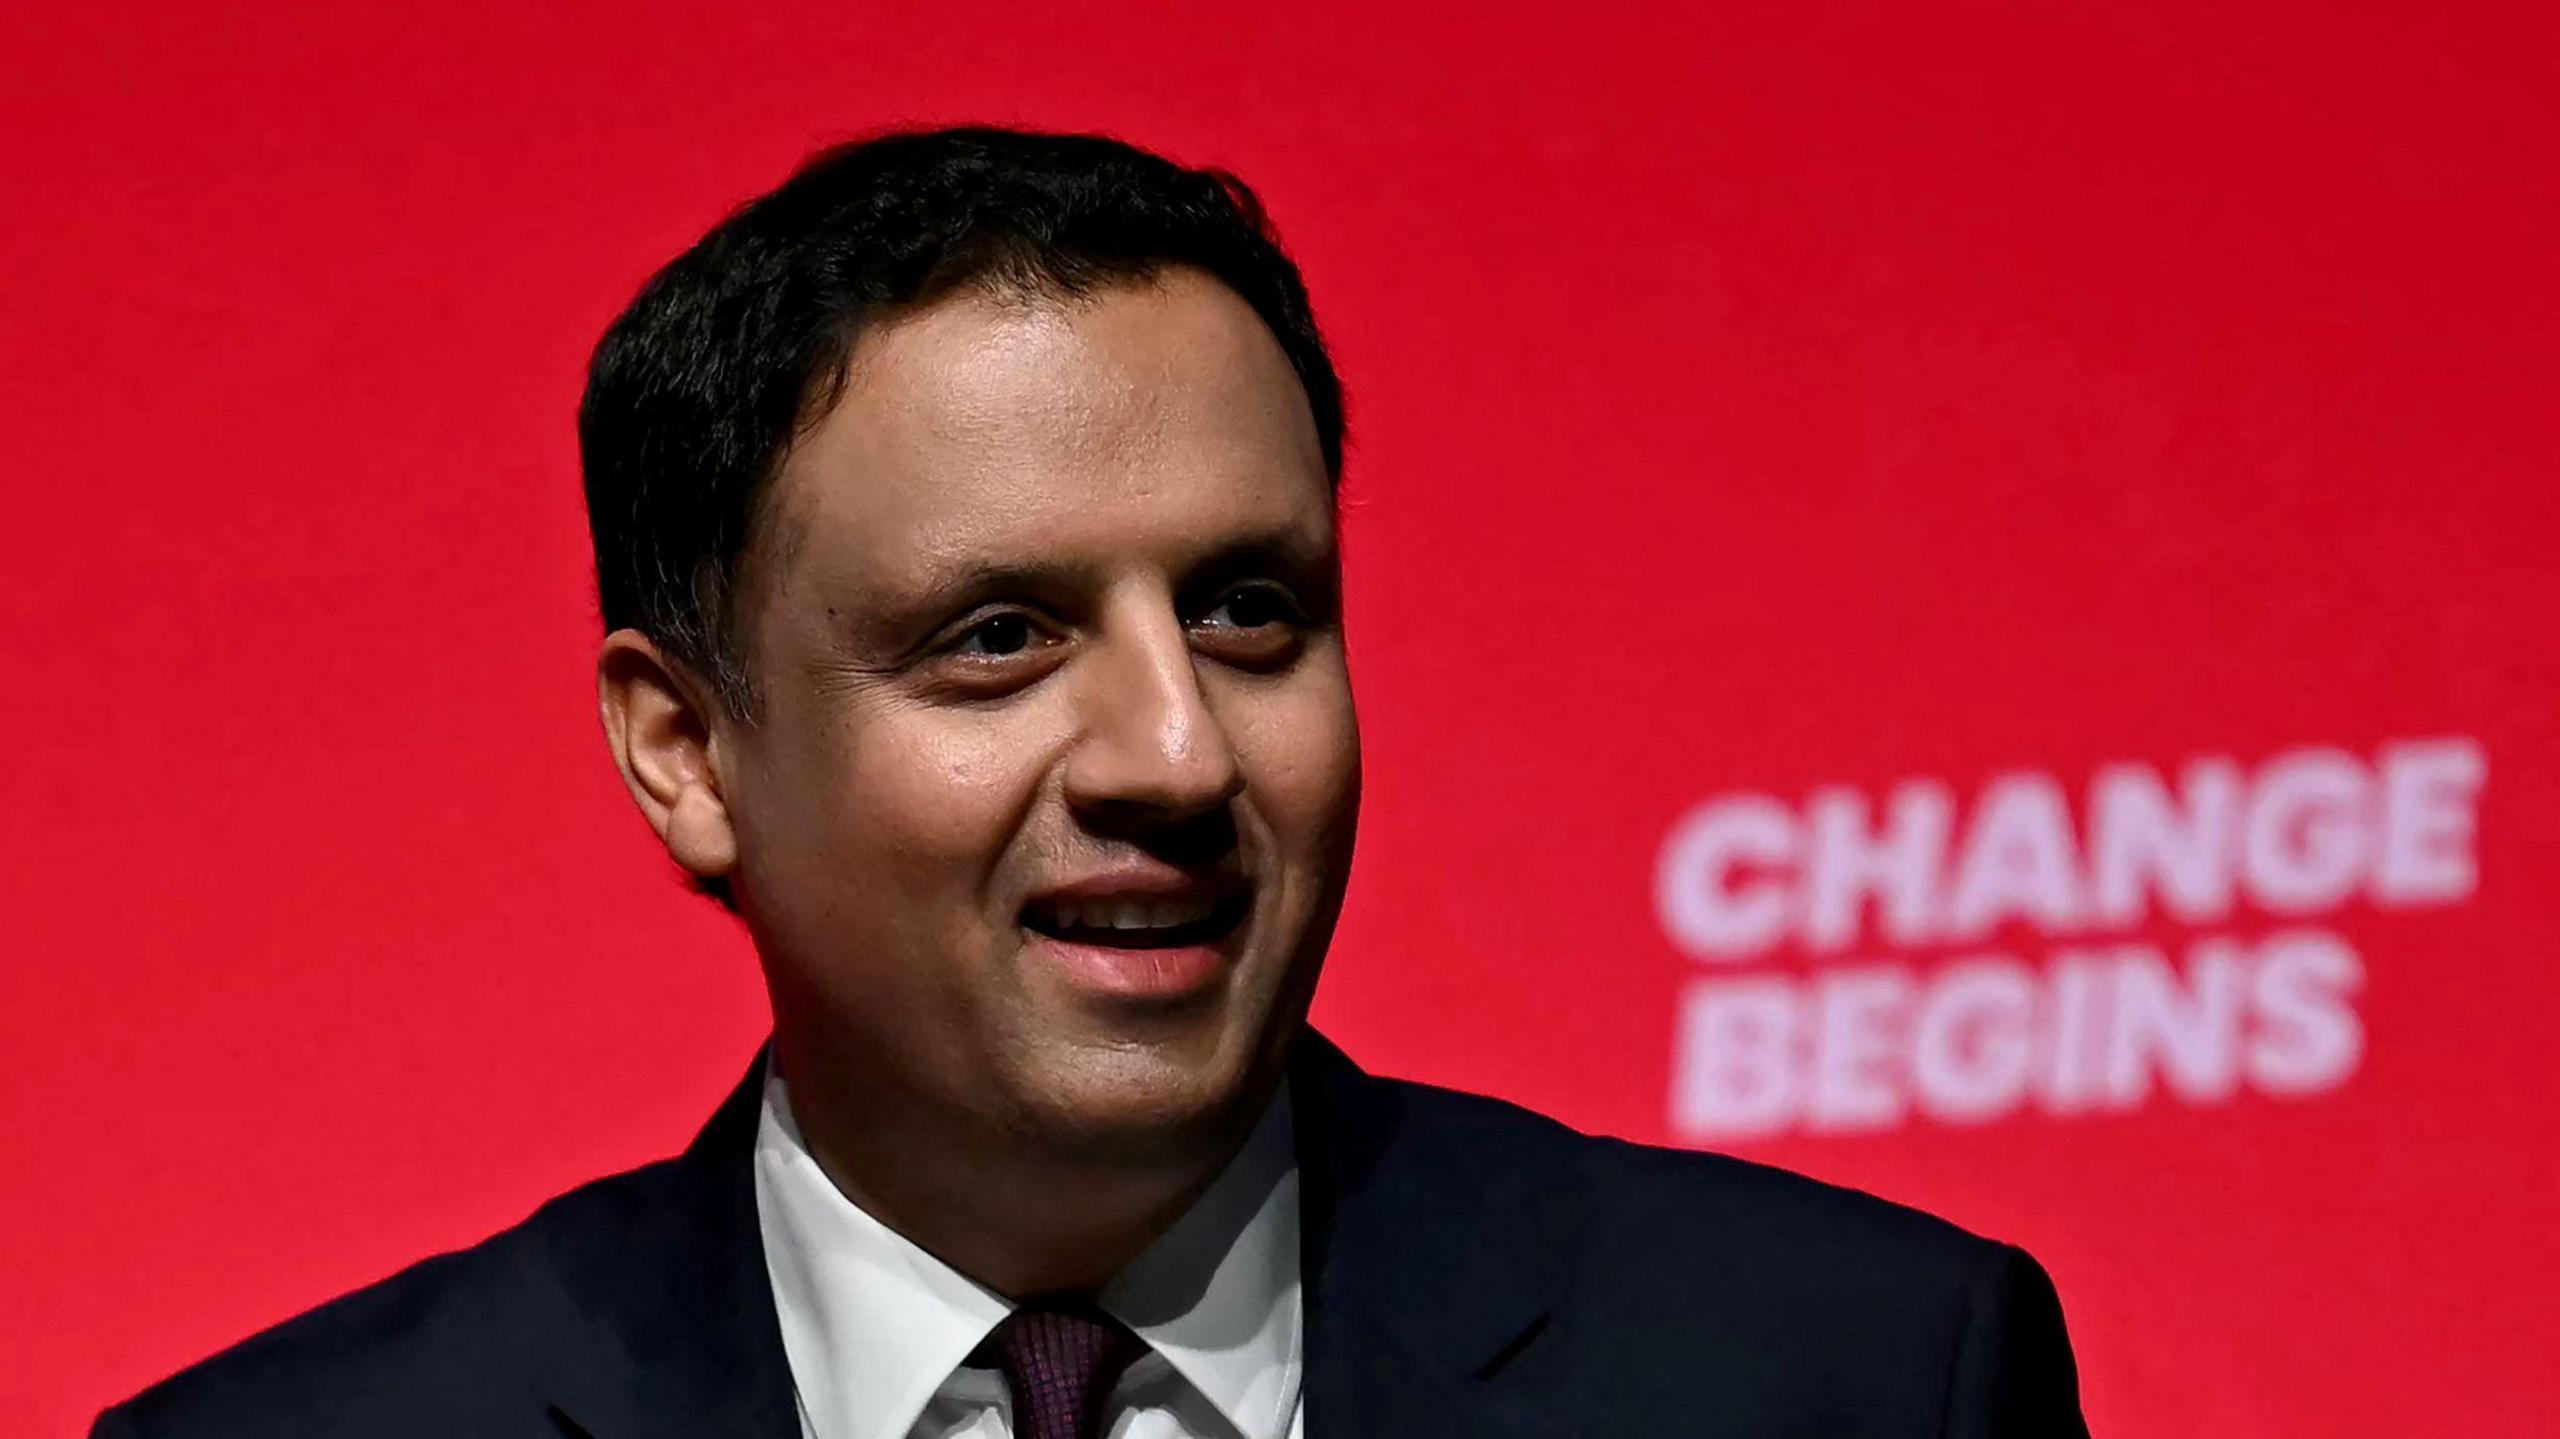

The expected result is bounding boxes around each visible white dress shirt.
[754,1066,1305,1439]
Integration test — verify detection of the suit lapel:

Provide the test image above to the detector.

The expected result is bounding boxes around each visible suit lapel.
[545,1050,800,1439]
[1292,1034,1583,1439]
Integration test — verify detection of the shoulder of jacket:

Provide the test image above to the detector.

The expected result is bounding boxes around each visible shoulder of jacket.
[1369,1069,1999,1285]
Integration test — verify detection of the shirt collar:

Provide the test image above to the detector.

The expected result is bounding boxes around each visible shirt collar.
[754,1070,1012,1439]
[753,1064,1302,1439]
[1101,1082,1301,1438]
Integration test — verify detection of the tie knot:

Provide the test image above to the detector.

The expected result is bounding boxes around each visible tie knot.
[978,1298,1149,1439]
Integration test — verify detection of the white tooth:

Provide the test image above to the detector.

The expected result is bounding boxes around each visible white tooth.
[1103,902,1139,930]
[1147,901,1179,929]
[1055,903,1083,931]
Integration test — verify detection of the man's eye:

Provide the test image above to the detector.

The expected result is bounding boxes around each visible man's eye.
[1189,584,1308,671]
[1198,584,1302,631]
[953,612,1041,657]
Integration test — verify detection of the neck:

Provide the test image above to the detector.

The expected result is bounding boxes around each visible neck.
[773,1043,1273,1298]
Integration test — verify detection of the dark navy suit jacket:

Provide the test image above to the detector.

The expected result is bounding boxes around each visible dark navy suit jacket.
[95,1035,2089,1437]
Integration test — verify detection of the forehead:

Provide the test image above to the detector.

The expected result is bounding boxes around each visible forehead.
[764,270,1332,601]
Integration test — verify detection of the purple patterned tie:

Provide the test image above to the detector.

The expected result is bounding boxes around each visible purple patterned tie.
[978,1299,1149,1439]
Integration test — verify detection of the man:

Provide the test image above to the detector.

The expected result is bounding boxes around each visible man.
[95,128,2087,1438]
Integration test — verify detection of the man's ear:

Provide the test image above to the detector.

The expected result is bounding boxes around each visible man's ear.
[598,629,739,881]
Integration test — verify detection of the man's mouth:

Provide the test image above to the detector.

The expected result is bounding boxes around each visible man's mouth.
[1019,892,1250,950]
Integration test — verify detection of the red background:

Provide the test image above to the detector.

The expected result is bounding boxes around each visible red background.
[6,3,2555,1433]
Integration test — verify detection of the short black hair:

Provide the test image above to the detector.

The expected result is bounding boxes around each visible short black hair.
[578,126,1345,716]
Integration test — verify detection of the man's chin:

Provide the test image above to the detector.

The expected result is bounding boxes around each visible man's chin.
[1006,1034,1276,1164]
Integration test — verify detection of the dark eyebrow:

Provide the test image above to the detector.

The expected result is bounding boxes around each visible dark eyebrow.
[1176,526,1341,592]
[910,555,1103,614]
[1170,530,1344,630]
[906,523,1338,609]
[839,555,1098,662]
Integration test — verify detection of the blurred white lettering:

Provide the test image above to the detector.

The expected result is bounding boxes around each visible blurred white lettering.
[1658,737,2476,1137]
[1669,931,2375,1141]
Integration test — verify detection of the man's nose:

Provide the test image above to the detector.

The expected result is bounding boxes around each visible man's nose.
[1061,611,1245,826]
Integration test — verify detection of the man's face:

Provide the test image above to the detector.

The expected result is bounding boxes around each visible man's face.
[720,268,1358,1156]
